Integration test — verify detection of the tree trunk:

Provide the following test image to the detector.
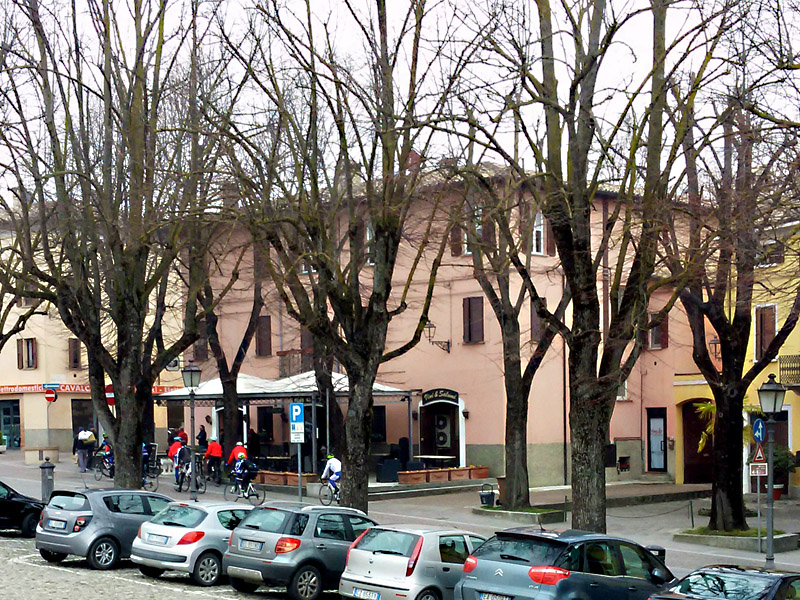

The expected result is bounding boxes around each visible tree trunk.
[502,322,531,509]
[221,375,243,461]
[137,381,155,444]
[342,371,376,513]
[709,384,748,530]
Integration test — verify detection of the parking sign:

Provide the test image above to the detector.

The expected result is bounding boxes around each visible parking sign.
[290,402,304,443]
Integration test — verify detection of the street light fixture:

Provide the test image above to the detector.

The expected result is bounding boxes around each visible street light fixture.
[757,373,786,569]
[181,361,202,501]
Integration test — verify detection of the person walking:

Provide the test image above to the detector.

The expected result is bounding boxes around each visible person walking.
[196,424,208,451]
[74,427,94,473]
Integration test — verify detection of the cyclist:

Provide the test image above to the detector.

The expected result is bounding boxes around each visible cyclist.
[232,452,257,496]
[204,436,223,484]
[227,441,247,467]
[321,453,342,498]
[175,439,192,491]
[167,436,183,485]
[95,434,114,477]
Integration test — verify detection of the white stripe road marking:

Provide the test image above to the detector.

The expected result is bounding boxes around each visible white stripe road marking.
[11,553,242,599]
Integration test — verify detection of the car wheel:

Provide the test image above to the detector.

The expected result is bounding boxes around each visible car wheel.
[21,513,37,538]
[87,537,119,570]
[230,577,259,593]
[138,565,165,578]
[416,589,441,600]
[39,549,67,563]
[192,551,221,586]
[289,565,322,600]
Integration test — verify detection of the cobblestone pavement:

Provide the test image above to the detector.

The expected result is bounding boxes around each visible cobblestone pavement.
[0,530,340,600]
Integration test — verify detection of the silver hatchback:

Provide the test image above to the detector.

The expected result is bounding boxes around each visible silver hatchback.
[35,489,174,569]
[132,501,253,586]
[339,526,486,600]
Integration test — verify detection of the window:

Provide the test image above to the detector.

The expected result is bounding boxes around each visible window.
[531,298,547,343]
[68,338,82,370]
[256,315,272,356]
[314,514,347,541]
[450,224,464,257]
[194,321,208,362]
[355,529,420,556]
[151,504,204,526]
[439,535,470,564]
[17,338,37,369]
[146,496,172,516]
[347,515,374,539]
[240,508,289,532]
[616,379,627,401]
[647,314,669,350]
[582,542,620,576]
[464,207,483,255]
[532,211,545,255]
[0,483,9,499]
[372,405,387,443]
[463,297,484,343]
[618,542,659,581]
[104,494,147,515]
[289,513,310,536]
[468,535,486,551]
[757,242,785,267]
[218,509,249,530]
[755,305,777,361]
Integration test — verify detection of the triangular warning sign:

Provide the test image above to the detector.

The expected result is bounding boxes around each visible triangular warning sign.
[753,443,766,463]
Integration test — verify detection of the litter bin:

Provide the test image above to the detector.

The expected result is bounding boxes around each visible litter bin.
[479,483,496,506]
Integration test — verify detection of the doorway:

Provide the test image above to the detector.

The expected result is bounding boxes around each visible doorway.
[419,402,458,466]
[647,408,667,472]
[71,399,95,434]
[682,401,712,483]
[0,400,20,448]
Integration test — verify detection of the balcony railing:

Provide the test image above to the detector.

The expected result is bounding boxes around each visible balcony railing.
[779,355,800,385]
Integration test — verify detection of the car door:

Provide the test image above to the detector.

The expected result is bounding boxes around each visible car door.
[0,482,17,527]
[313,513,351,576]
[555,542,629,600]
[616,542,671,600]
[436,534,471,600]
[102,494,151,554]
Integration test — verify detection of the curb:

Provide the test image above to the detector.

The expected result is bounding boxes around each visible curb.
[471,507,567,525]
[533,489,712,511]
[673,532,800,553]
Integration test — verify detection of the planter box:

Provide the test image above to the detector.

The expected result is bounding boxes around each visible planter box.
[448,468,471,481]
[470,466,490,479]
[674,532,800,553]
[398,470,428,484]
[263,471,286,485]
[285,473,316,486]
[427,469,449,483]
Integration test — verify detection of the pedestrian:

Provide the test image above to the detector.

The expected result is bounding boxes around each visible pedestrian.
[197,424,208,450]
[75,427,94,473]
[178,426,188,444]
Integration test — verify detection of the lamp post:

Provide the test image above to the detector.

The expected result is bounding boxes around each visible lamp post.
[181,361,202,502]
[758,373,786,569]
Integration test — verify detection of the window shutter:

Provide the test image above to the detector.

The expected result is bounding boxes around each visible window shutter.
[481,215,496,247]
[462,297,470,342]
[17,339,23,370]
[519,199,531,254]
[69,338,81,369]
[639,327,649,350]
[31,338,37,369]
[470,297,484,342]
[755,308,764,360]
[256,315,272,356]
[545,218,556,256]
[659,316,669,349]
[450,224,463,257]
[763,306,776,358]
[301,327,313,354]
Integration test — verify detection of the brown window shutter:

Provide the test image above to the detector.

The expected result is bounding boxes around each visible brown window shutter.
[301,327,313,354]
[545,218,556,256]
[481,215,496,247]
[256,315,272,356]
[17,339,23,370]
[660,315,669,349]
[519,199,531,254]
[755,308,764,361]
[763,305,776,358]
[31,338,37,369]
[450,224,463,257]
[470,297,484,342]
[639,327,649,350]
[462,297,470,342]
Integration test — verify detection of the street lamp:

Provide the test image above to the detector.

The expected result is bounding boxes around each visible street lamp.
[181,361,202,501]
[757,373,786,569]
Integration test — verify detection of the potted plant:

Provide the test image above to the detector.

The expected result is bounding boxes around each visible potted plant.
[772,444,796,499]
[0,431,5,453]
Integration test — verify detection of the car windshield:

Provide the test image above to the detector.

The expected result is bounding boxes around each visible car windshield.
[150,505,206,528]
[472,535,566,565]
[48,493,88,511]
[670,571,777,600]
[355,529,420,557]
[240,508,290,533]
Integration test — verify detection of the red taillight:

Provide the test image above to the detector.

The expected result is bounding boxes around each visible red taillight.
[137,525,142,539]
[463,555,478,573]
[275,537,302,554]
[346,528,370,567]
[39,511,44,528]
[528,566,570,585]
[406,536,423,577]
[177,531,205,545]
[73,516,92,533]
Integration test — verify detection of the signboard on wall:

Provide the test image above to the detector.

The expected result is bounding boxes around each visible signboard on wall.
[421,388,459,405]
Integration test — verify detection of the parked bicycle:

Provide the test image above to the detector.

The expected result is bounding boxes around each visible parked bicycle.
[318,477,340,506]
[142,461,162,492]
[223,476,263,505]
[176,458,206,494]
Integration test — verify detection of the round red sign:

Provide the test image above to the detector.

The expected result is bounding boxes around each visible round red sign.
[44,388,57,403]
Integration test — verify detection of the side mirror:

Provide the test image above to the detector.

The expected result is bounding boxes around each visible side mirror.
[651,567,669,585]
[646,545,666,561]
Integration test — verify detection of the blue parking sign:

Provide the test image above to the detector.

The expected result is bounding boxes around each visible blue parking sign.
[753,418,765,444]
[290,402,304,425]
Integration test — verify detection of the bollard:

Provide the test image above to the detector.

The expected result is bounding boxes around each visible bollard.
[40,457,55,502]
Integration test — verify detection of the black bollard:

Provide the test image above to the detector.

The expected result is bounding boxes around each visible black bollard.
[40,457,55,502]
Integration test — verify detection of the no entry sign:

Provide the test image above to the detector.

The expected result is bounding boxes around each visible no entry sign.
[44,388,57,402]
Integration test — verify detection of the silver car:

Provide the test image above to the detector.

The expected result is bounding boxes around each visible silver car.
[131,501,253,586]
[339,526,486,600]
[35,489,174,569]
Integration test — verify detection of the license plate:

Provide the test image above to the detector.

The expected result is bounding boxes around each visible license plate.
[354,589,380,600]
[240,539,263,551]
[480,594,509,600]
[47,519,66,530]
[147,534,168,545]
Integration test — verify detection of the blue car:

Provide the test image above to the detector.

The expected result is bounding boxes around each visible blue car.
[455,528,673,600]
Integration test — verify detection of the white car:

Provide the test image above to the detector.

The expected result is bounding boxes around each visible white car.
[339,525,486,600]
[132,501,253,586]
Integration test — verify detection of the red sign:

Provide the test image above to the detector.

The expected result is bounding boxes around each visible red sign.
[44,389,57,403]
[105,384,115,406]
[753,443,766,464]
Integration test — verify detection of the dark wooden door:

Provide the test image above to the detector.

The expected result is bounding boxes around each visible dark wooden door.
[682,401,712,483]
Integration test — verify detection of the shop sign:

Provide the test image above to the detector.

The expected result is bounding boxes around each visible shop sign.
[421,388,459,405]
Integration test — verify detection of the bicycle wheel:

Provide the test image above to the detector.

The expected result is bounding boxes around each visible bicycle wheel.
[248,485,264,506]
[94,464,103,481]
[143,475,159,492]
[195,475,207,494]
[224,482,240,502]
[318,484,333,506]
